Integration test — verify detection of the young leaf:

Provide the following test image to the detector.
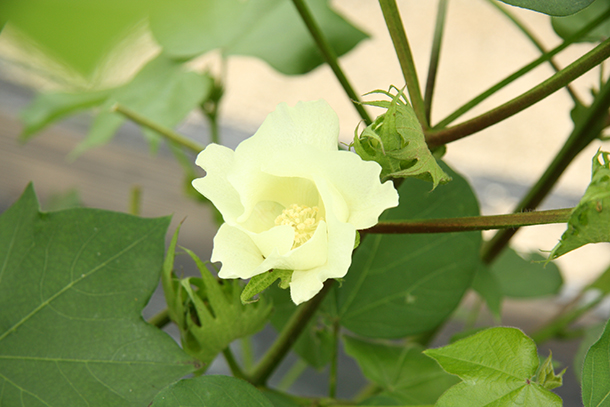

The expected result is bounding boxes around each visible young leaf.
[552,0,610,43]
[162,244,272,369]
[492,248,563,298]
[337,162,481,338]
[20,89,111,140]
[149,0,367,75]
[343,335,459,405]
[0,184,198,407]
[500,0,595,16]
[549,150,610,260]
[354,88,450,188]
[537,352,565,391]
[582,319,610,406]
[425,327,562,406]
[150,375,273,407]
[72,54,213,156]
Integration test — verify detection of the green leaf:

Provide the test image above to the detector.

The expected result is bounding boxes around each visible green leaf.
[162,240,272,369]
[588,263,610,294]
[337,162,481,338]
[472,264,503,319]
[20,90,111,140]
[492,248,563,298]
[343,336,459,405]
[72,54,213,156]
[549,150,610,260]
[355,88,451,188]
[582,319,610,406]
[241,269,293,304]
[265,284,334,369]
[150,375,273,406]
[500,0,595,16]
[0,0,147,77]
[149,0,368,75]
[574,322,605,383]
[552,0,610,42]
[0,184,197,407]
[261,389,308,407]
[425,327,562,407]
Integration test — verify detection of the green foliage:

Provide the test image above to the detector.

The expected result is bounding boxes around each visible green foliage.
[150,375,273,407]
[342,335,459,405]
[20,54,213,155]
[162,229,271,370]
[353,88,450,187]
[552,0,610,42]
[549,150,610,260]
[471,264,504,319]
[0,0,147,77]
[241,269,293,304]
[574,323,606,383]
[336,162,480,338]
[265,284,335,369]
[537,352,566,390]
[500,0,595,16]
[149,0,367,75]
[425,327,563,406]
[0,185,197,406]
[492,248,563,298]
[582,319,610,406]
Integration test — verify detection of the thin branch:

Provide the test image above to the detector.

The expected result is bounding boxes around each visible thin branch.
[362,208,572,235]
[481,72,610,263]
[291,0,372,124]
[147,308,170,329]
[426,36,610,147]
[486,0,582,105]
[249,280,335,386]
[112,103,204,153]
[379,0,428,128]
[223,347,248,380]
[424,0,449,123]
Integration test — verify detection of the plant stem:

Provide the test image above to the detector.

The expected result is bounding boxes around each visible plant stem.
[112,103,204,153]
[427,36,610,147]
[147,308,170,329]
[328,319,340,399]
[481,72,610,263]
[223,347,248,380]
[378,0,428,128]
[291,0,372,125]
[424,0,449,123]
[240,337,255,372]
[485,0,586,106]
[362,208,571,235]
[249,280,335,386]
[128,185,141,216]
[277,359,308,391]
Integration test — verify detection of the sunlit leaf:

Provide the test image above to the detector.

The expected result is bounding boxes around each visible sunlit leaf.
[425,327,562,406]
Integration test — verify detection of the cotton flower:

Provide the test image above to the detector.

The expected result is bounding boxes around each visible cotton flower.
[192,100,398,304]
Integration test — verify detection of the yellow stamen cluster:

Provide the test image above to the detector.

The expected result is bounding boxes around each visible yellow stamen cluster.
[275,204,320,248]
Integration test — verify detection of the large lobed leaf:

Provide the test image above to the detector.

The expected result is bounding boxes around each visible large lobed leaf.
[0,185,197,406]
[552,0,610,43]
[337,162,481,338]
[150,375,273,407]
[149,0,368,75]
[500,0,595,16]
[425,327,562,406]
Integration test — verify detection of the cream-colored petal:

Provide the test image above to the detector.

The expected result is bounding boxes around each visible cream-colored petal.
[237,100,339,159]
[248,224,294,258]
[212,223,264,280]
[192,144,244,223]
[263,147,399,229]
[290,267,326,305]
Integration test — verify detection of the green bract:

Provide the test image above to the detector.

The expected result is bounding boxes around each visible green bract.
[549,150,610,260]
[192,100,399,304]
[353,88,451,188]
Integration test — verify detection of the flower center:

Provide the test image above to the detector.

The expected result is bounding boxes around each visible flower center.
[274,204,320,248]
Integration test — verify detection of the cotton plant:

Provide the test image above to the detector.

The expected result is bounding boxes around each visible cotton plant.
[4,0,610,406]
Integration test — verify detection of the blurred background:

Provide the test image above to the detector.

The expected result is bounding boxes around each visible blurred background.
[1,0,609,404]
